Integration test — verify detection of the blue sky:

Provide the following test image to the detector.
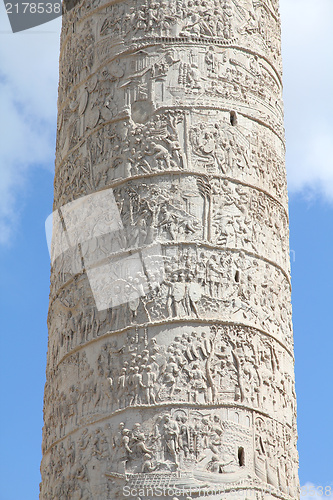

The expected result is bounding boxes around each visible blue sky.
[0,1,332,499]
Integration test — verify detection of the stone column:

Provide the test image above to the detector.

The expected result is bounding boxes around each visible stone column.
[41,0,299,498]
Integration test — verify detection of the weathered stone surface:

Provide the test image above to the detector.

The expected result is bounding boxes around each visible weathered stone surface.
[41,0,299,498]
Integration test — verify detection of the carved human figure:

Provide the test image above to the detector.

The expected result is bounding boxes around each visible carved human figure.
[207,255,224,298]
[188,362,207,402]
[142,365,157,404]
[116,368,127,408]
[177,416,190,458]
[162,356,180,397]
[119,429,132,472]
[162,415,179,465]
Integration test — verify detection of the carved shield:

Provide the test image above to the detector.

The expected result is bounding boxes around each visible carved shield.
[78,90,89,116]
[87,74,98,92]
[129,296,140,311]
[202,139,215,154]
[188,282,202,302]
[172,282,186,302]
[101,106,113,121]
[87,107,100,129]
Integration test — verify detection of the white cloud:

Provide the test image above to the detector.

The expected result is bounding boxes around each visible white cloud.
[300,482,333,500]
[0,3,61,244]
[280,0,333,201]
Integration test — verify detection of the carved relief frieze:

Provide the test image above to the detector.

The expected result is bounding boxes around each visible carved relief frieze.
[98,324,296,422]
[48,239,293,358]
[55,106,287,212]
[60,0,283,75]
[41,406,298,499]
[56,43,283,162]
[42,321,296,451]
[109,175,289,267]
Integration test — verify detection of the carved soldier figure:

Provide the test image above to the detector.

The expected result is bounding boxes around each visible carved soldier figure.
[163,355,181,397]
[188,362,207,402]
[142,365,157,404]
[207,254,224,298]
[162,415,179,465]
[177,415,190,458]
[116,368,127,408]
[170,273,187,317]
[129,366,144,405]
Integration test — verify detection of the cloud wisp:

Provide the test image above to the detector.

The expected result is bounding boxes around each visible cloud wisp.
[0,4,61,244]
[280,0,333,202]
[300,482,333,500]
